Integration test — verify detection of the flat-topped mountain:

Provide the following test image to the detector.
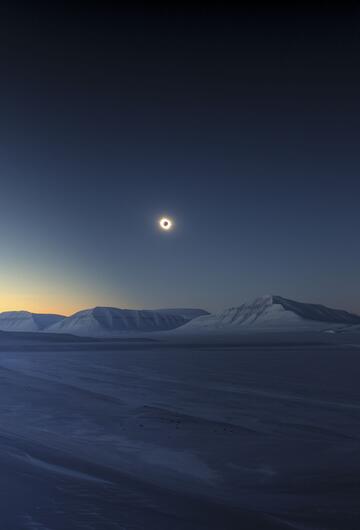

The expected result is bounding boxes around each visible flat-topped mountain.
[46,306,203,337]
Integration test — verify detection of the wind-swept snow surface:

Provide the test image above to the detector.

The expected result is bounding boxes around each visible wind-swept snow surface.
[0,341,359,529]
[174,295,360,335]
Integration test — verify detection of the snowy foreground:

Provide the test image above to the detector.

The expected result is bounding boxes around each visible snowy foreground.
[0,337,360,529]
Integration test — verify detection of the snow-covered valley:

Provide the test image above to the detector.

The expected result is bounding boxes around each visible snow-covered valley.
[0,336,359,529]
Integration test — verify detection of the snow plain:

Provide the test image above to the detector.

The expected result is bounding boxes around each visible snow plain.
[0,334,359,529]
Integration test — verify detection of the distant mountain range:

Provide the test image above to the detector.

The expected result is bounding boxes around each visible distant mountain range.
[0,307,208,337]
[0,297,359,337]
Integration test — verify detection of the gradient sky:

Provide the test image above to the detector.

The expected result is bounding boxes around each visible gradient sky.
[1,3,360,315]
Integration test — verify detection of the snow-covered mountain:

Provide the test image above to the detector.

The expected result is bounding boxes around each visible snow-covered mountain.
[46,306,201,337]
[0,311,64,332]
[2,299,359,338]
[172,295,360,334]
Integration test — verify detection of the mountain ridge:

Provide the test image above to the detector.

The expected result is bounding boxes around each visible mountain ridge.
[0,297,359,337]
[46,306,205,336]
[173,295,360,335]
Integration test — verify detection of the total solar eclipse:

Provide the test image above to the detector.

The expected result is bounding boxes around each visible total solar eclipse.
[159,217,173,231]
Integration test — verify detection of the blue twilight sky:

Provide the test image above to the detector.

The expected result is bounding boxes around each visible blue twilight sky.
[0,4,359,314]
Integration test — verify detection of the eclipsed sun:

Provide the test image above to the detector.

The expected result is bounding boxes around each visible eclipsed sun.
[159,217,173,231]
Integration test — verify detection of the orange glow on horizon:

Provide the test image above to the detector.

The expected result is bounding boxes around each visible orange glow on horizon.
[0,281,132,316]
[0,301,84,316]
[0,298,135,316]
[0,262,134,316]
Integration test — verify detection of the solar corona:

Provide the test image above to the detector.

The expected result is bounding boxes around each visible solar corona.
[159,217,173,231]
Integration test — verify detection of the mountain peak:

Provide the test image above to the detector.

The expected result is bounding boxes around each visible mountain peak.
[174,295,360,334]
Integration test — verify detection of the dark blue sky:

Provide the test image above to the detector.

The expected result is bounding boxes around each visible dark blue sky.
[1,4,359,314]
